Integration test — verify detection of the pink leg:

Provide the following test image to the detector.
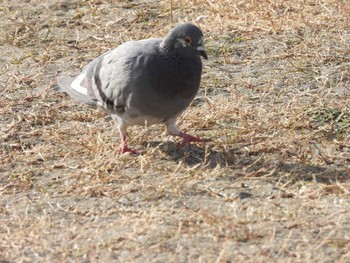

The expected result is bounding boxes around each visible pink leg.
[118,121,138,155]
[166,122,207,149]
[120,135,138,154]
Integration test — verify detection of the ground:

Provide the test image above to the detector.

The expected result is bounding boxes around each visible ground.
[1,0,350,262]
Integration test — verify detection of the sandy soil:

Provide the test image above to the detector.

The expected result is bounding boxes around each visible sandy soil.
[1,0,350,262]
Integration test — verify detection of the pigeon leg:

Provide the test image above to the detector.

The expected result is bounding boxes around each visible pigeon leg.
[166,122,205,149]
[120,135,138,154]
[117,120,138,154]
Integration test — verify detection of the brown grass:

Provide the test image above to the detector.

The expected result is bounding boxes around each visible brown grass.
[1,0,350,262]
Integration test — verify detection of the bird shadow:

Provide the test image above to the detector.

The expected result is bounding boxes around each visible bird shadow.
[144,140,226,168]
[144,141,350,184]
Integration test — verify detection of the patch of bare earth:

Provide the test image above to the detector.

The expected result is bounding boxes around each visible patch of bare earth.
[1,0,350,262]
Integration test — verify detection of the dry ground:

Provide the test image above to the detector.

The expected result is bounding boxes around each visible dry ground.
[1,0,350,262]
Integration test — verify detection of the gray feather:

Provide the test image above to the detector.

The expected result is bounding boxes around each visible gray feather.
[57,76,97,105]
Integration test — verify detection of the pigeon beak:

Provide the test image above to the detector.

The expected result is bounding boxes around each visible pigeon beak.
[196,46,208,60]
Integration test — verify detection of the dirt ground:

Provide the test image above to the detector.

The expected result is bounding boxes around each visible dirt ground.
[1,0,350,262]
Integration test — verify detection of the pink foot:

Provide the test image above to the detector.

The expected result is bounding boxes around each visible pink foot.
[120,145,139,155]
[178,133,206,149]
[119,134,138,155]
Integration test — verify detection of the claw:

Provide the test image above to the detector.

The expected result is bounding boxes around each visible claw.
[120,145,139,155]
[119,133,138,155]
[177,132,207,149]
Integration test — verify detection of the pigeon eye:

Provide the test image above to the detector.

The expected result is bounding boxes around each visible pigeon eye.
[184,36,192,44]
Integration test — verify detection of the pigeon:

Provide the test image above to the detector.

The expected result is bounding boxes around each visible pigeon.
[57,23,208,154]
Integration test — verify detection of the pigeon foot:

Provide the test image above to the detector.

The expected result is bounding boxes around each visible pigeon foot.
[121,145,139,155]
[177,132,206,149]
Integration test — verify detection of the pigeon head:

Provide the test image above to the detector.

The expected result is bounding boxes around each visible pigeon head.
[161,23,208,61]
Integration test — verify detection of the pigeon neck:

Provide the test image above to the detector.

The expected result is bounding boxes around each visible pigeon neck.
[159,41,184,64]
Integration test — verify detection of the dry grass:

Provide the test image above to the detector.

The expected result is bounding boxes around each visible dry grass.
[1,0,350,262]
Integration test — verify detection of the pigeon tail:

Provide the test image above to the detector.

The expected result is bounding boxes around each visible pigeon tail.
[57,76,97,106]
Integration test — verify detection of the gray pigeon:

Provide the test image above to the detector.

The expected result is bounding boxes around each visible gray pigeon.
[57,23,208,153]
